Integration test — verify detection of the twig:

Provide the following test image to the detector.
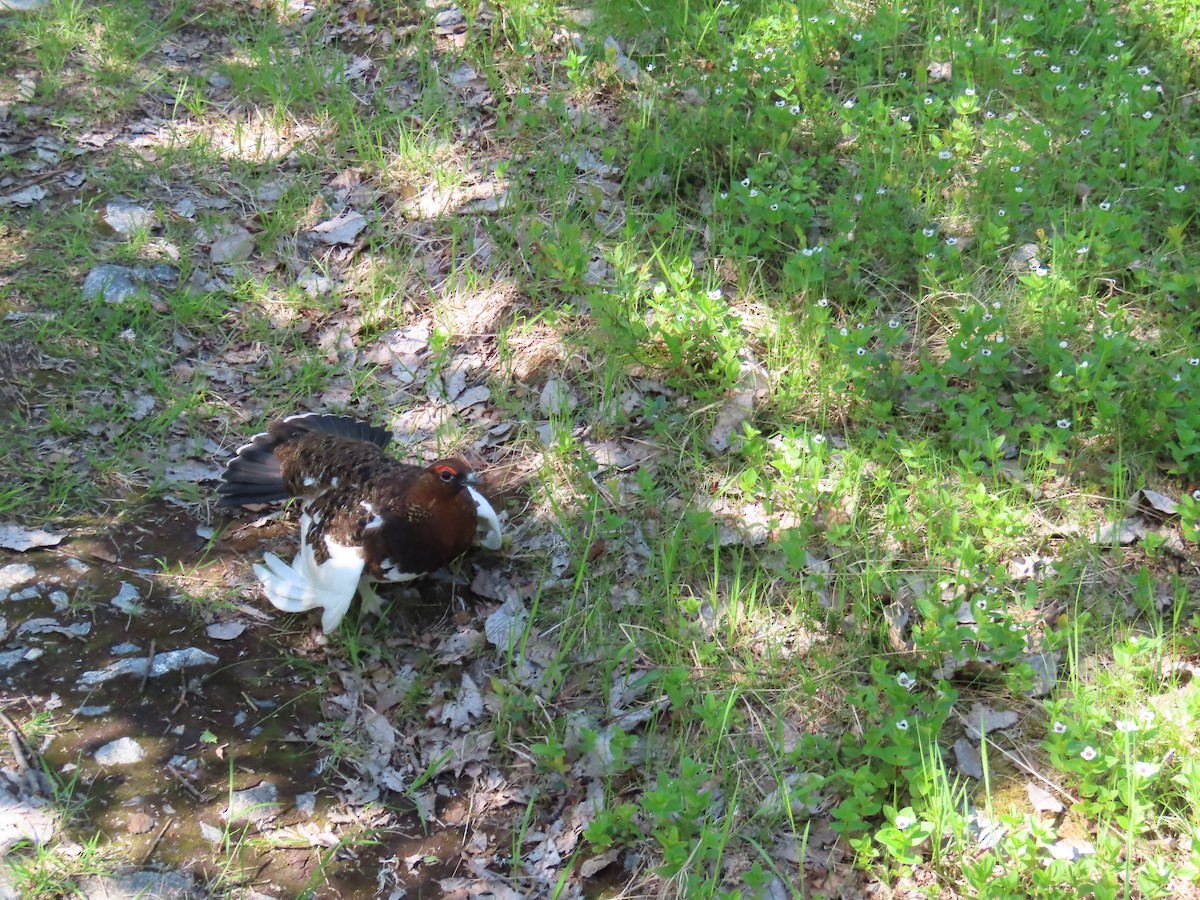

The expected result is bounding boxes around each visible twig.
[138,816,174,867]
[139,639,157,694]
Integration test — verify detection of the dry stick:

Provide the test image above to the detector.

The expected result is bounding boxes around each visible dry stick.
[0,710,41,796]
[138,816,174,867]
[140,639,157,694]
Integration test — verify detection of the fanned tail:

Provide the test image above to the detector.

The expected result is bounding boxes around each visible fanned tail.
[216,413,392,509]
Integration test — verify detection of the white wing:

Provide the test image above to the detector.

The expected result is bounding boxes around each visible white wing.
[467,486,503,550]
[252,512,365,632]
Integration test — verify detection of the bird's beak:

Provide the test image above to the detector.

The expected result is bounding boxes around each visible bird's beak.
[463,471,479,487]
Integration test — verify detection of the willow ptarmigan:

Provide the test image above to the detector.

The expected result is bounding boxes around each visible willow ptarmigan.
[216,413,503,632]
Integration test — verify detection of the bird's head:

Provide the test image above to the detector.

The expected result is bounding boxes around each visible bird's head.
[426,459,478,491]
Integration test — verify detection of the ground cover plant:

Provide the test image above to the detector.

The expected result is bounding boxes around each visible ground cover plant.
[3,0,1200,895]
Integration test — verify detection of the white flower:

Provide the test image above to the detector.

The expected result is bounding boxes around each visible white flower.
[946,237,958,246]
[895,812,916,829]
[1099,201,1111,210]
[896,719,909,731]
[888,318,901,329]
[997,208,1006,216]
[839,327,849,336]
[876,187,886,195]
[1134,761,1155,778]
[1057,418,1071,429]
[770,203,779,211]
[1081,746,1098,761]
[1115,719,1137,733]
[776,99,785,107]
[1059,340,1069,348]
[965,87,975,96]
[1076,245,1088,254]
[924,96,934,105]
[1143,111,1154,120]
[982,313,993,322]
[1080,128,1091,136]
[856,347,866,356]
[1176,184,1187,193]
[741,177,751,187]
[802,248,814,257]
[1053,721,1068,733]
[939,150,952,160]
[1137,66,1151,76]
[923,227,936,237]
[1189,357,1200,366]
[749,189,759,198]
[790,105,800,115]
[852,32,863,41]
[981,348,992,357]
[818,297,831,307]
[1050,64,1062,73]
[707,289,722,300]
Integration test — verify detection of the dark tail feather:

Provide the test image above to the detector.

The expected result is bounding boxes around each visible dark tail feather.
[272,413,391,448]
[216,413,392,510]
[216,431,287,509]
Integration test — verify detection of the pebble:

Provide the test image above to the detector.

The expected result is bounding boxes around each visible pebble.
[208,224,254,263]
[110,582,141,613]
[101,197,156,236]
[0,564,35,591]
[94,736,145,765]
[223,782,279,823]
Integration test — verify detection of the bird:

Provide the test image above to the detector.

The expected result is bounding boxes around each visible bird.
[216,413,503,632]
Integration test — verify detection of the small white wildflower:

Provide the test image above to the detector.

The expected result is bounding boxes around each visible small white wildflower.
[939,150,952,160]
[876,187,886,195]
[896,719,909,731]
[1134,761,1155,778]
[1137,65,1151,76]
[888,318,901,329]
[770,203,779,211]
[1050,64,1062,73]
[749,189,759,198]
[802,247,814,257]
[856,347,866,356]
[1059,340,1069,348]
[1057,418,1071,429]
[946,237,958,246]
[1099,201,1111,210]
[1081,746,1098,761]
[707,289,722,300]
[852,32,863,41]
[997,208,1006,216]
[895,812,916,829]
[1176,184,1187,193]
[1076,245,1088,254]
[775,99,785,107]
[818,297,830,307]
[741,177,751,187]
[923,227,936,238]
[1143,110,1154,120]
[1115,719,1137,733]
[790,104,800,115]
[839,327,849,336]
[1053,721,1068,734]
[924,96,934,105]
[981,348,992,357]
[1189,357,1200,366]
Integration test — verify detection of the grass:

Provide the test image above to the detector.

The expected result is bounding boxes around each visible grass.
[5,0,1200,895]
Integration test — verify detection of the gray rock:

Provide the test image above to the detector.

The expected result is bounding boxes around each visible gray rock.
[82,264,178,304]
[0,564,35,591]
[110,581,141,613]
[77,870,196,898]
[208,224,254,263]
[94,737,144,765]
[101,197,156,236]
[223,782,278,823]
[309,210,366,245]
